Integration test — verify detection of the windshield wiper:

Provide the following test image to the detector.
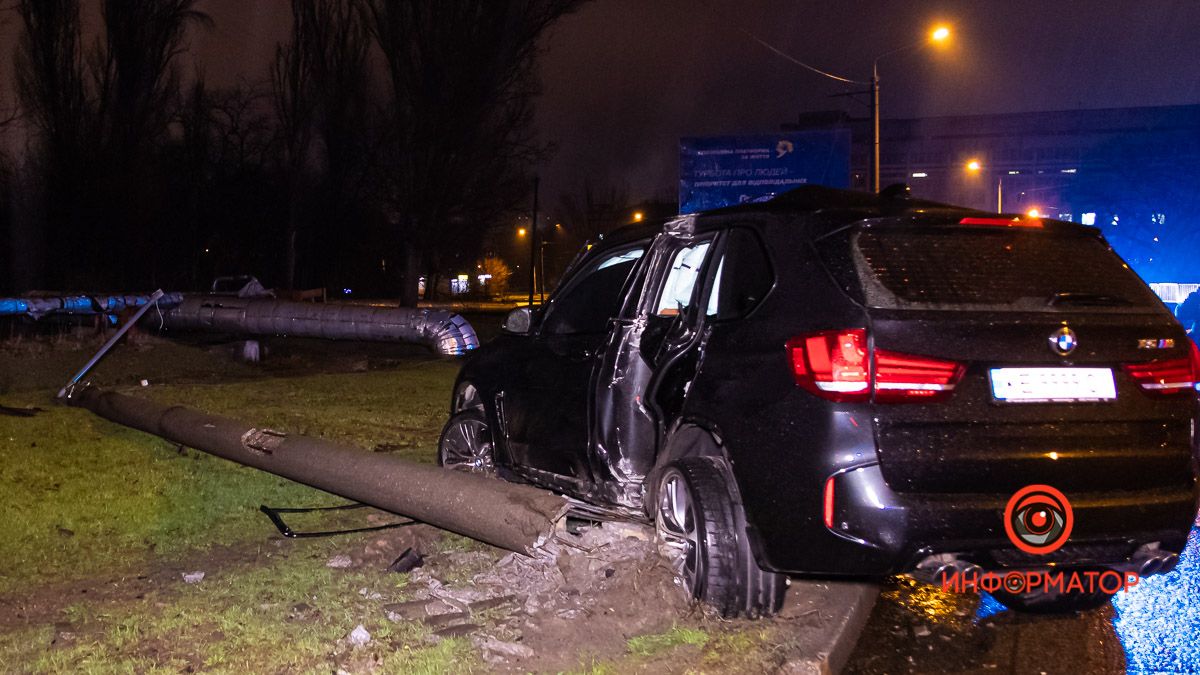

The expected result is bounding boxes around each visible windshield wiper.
[1046,292,1133,307]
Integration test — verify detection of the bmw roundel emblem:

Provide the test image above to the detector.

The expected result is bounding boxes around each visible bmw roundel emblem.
[1049,326,1077,356]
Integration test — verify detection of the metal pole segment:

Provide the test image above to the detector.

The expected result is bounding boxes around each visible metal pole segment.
[530,176,539,307]
[57,289,165,399]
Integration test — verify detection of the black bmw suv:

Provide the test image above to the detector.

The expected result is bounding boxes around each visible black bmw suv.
[439,185,1200,616]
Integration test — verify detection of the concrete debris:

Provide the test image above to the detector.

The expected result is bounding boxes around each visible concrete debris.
[373,520,685,666]
[327,554,353,569]
[182,571,205,584]
[476,636,535,661]
[348,624,371,646]
[432,624,480,641]
[383,599,438,622]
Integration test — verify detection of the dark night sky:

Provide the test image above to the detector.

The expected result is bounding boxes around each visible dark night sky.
[4,0,1200,206]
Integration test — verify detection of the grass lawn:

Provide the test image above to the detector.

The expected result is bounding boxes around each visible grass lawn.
[0,332,798,673]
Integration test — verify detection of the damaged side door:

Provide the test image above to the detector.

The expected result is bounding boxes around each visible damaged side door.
[500,244,649,490]
[589,221,721,506]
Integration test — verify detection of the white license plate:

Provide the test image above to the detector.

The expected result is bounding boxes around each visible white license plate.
[989,367,1117,403]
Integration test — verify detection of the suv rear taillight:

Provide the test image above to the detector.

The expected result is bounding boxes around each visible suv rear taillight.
[786,329,965,403]
[1123,341,1200,397]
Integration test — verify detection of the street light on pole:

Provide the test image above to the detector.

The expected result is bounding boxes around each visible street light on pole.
[871,26,951,192]
[965,158,1003,213]
[746,23,950,192]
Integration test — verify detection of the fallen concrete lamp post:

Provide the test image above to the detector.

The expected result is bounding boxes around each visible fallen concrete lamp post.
[63,386,570,556]
[159,296,480,356]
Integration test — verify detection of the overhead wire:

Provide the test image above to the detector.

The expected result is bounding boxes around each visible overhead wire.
[694,0,867,87]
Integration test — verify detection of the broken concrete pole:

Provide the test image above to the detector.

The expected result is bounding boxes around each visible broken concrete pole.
[66,387,568,555]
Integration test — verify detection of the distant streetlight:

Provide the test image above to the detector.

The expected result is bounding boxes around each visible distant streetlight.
[517,227,527,237]
[632,211,645,222]
[964,158,1003,213]
[1026,208,1041,218]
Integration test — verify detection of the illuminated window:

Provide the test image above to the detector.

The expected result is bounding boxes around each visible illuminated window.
[1152,213,1166,225]
[911,172,928,178]
[1081,213,1096,226]
[656,242,712,316]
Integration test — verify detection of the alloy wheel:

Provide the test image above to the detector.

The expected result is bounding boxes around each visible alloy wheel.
[439,415,495,475]
[656,470,701,594]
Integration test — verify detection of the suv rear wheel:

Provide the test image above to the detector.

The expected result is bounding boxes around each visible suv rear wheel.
[654,457,786,617]
[437,410,495,476]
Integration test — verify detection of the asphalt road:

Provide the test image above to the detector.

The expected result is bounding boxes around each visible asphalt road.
[844,525,1200,674]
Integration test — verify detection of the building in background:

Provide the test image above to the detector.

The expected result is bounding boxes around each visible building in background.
[785,104,1200,283]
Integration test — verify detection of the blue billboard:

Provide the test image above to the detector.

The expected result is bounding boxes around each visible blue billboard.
[679,130,851,213]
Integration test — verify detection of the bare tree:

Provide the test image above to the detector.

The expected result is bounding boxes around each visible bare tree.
[556,180,633,243]
[14,0,90,289]
[272,1,320,290]
[93,0,210,286]
[272,0,374,291]
[14,0,209,288]
[363,0,587,306]
[95,0,211,163]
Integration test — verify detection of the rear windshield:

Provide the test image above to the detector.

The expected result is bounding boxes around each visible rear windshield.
[819,226,1163,313]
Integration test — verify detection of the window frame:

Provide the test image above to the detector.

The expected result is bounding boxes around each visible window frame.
[535,240,651,337]
[699,225,777,324]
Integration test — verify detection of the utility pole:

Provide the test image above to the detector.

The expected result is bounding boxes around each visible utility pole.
[529,176,539,308]
[871,62,880,193]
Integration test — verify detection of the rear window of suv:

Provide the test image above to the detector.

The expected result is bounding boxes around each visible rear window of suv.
[819,225,1163,312]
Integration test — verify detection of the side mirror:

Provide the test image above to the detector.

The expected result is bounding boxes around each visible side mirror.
[502,306,533,335]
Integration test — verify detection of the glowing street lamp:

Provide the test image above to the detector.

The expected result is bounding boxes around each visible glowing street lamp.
[517,227,527,237]
[632,211,645,222]
[750,22,952,192]
[964,158,1003,213]
[867,26,952,192]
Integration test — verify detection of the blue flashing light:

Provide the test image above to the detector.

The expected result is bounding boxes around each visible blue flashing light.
[975,592,1008,621]
[1112,525,1200,673]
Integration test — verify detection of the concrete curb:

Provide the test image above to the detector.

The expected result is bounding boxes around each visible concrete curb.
[774,580,880,674]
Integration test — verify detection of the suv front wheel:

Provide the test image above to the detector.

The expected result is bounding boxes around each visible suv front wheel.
[437,409,496,476]
[654,457,787,617]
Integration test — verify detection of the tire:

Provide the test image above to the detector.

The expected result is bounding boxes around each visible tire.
[437,410,496,476]
[654,457,787,618]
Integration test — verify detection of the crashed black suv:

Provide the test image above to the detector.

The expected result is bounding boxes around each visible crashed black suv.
[439,185,1200,616]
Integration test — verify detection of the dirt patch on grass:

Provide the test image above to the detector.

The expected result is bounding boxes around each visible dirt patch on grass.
[0,511,793,673]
